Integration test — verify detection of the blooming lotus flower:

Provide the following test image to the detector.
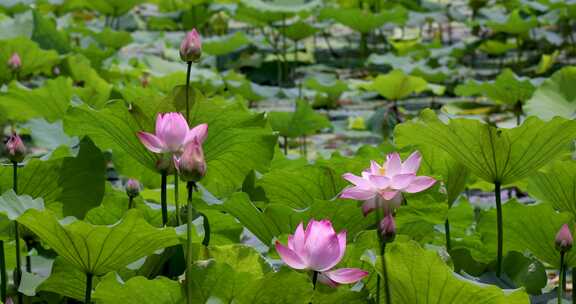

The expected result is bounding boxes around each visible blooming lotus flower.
[137,112,207,154]
[5,133,25,163]
[275,219,369,287]
[340,151,436,215]
[180,29,202,63]
[175,139,206,182]
[556,224,573,253]
[7,53,21,71]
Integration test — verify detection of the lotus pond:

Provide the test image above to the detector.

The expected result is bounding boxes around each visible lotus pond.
[1,0,576,303]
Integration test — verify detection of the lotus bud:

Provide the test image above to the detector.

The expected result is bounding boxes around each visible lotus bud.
[555,224,573,253]
[379,213,396,243]
[175,140,206,182]
[7,53,21,71]
[179,29,202,63]
[5,133,26,163]
[125,179,141,198]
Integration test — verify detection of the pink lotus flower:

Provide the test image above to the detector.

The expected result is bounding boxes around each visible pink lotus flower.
[275,219,369,287]
[7,53,21,70]
[180,29,202,63]
[556,224,573,253]
[340,151,436,215]
[137,112,207,154]
[174,139,206,182]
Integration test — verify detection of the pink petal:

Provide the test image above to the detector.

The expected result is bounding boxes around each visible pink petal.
[361,198,378,216]
[335,230,347,263]
[290,222,306,257]
[185,123,208,144]
[275,241,306,269]
[368,175,390,189]
[380,190,399,201]
[155,113,165,135]
[385,153,402,176]
[340,187,375,201]
[363,160,382,175]
[404,176,436,193]
[137,132,165,153]
[323,268,369,284]
[158,113,189,152]
[304,220,342,271]
[390,173,416,190]
[342,173,372,189]
[401,151,422,174]
[317,272,339,288]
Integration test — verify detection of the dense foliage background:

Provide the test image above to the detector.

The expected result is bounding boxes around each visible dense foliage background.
[1,0,576,303]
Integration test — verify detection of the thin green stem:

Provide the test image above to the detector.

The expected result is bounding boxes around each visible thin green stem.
[128,196,134,209]
[376,209,391,304]
[312,271,318,290]
[199,212,210,246]
[186,182,195,304]
[283,136,288,155]
[185,61,192,123]
[175,174,180,226]
[495,182,503,277]
[0,241,5,302]
[445,219,451,252]
[161,171,168,226]
[559,252,565,304]
[12,161,23,304]
[85,272,93,304]
[382,242,391,304]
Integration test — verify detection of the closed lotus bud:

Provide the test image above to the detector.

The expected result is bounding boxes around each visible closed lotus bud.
[6,297,13,304]
[379,213,396,243]
[555,224,573,253]
[175,140,206,182]
[179,29,202,63]
[7,53,21,71]
[125,179,141,198]
[5,133,26,163]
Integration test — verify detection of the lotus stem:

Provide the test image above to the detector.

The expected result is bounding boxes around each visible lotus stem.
[128,196,134,209]
[445,219,451,252]
[559,252,565,304]
[186,181,195,304]
[85,272,93,304]
[312,271,318,290]
[12,161,23,304]
[161,171,168,226]
[185,61,192,123]
[174,174,180,226]
[0,241,5,302]
[495,181,503,277]
[382,242,391,304]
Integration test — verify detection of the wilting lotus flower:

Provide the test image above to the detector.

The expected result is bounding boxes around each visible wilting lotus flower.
[175,139,206,182]
[555,224,573,253]
[180,29,202,63]
[340,151,436,215]
[5,133,26,163]
[275,219,369,287]
[137,113,207,154]
[7,53,21,71]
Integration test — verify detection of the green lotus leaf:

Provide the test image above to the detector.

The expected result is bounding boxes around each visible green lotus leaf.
[361,70,428,101]
[455,69,535,105]
[0,190,44,221]
[93,273,183,304]
[92,28,133,49]
[18,209,179,275]
[203,31,251,56]
[394,109,576,184]
[237,268,313,303]
[374,241,529,303]
[269,99,331,138]
[528,160,576,217]
[487,10,538,35]
[319,6,407,33]
[0,37,58,84]
[63,54,112,108]
[37,257,91,301]
[0,137,106,219]
[477,200,576,268]
[478,40,516,55]
[240,0,321,14]
[31,10,70,54]
[283,21,319,41]
[87,0,145,16]
[525,66,576,120]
